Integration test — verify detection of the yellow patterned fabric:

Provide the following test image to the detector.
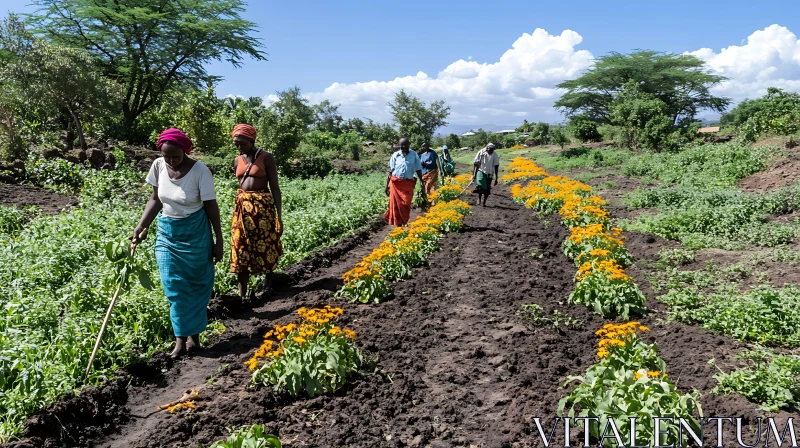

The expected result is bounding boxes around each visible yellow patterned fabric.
[230,189,282,274]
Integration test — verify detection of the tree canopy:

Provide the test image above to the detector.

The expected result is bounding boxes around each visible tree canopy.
[389,90,450,149]
[555,50,730,126]
[27,0,266,141]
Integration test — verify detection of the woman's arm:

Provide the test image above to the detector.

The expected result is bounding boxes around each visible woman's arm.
[203,199,224,263]
[132,187,162,243]
[264,153,282,226]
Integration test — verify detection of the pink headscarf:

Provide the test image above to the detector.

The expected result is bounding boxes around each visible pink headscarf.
[157,128,193,154]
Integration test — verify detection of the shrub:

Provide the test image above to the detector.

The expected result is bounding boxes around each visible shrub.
[568,114,602,143]
[249,306,362,397]
[569,259,646,319]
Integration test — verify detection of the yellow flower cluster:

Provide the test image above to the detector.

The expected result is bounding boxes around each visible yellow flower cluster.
[244,306,355,371]
[429,174,474,204]
[576,259,631,282]
[501,157,550,183]
[341,199,472,292]
[595,322,649,359]
[634,371,666,380]
[568,224,624,245]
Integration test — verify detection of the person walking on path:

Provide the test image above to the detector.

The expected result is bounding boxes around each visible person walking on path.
[230,124,283,303]
[419,143,440,197]
[439,145,456,180]
[385,137,426,226]
[472,142,500,207]
[131,128,224,359]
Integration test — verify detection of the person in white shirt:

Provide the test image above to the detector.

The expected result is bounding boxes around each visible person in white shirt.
[472,143,500,207]
[131,128,224,359]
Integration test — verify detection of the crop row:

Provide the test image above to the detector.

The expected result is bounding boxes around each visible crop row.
[505,157,645,319]
[0,157,388,441]
[338,175,474,304]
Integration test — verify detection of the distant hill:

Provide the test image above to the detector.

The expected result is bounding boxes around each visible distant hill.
[437,123,518,137]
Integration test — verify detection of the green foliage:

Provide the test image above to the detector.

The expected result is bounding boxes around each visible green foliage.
[389,90,450,148]
[656,248,696,267]
[739,88,800,142]
[312,100,343,133]
[720,97,768,128]
[518,304,582,332]
[270,86,316,129]
[609,81,691,152]
[531,122,550,144]
[559,329,702,448]
[28,0,266,141]
[0,15,119,151]
[177,81,228,155]
[569,264,645,319]
[555,50,730,125]
[660,285,800,347]
[444,133,461,150]
[208,425,281,448]
[257,108,306,168]
[567,114,601,142]
[558,145,590,159]
[550,127,569,149]
[0,205,36,236]
[713,349,800,412]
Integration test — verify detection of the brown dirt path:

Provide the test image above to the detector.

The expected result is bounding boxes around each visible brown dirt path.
[8,185,788,448]
[0,182,78,213]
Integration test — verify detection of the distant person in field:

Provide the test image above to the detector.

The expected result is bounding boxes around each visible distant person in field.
[472,142,500,207]
[131,128,223,359]
[419,143,440,197]
[230,124,283,302]
[439,145,456,179]
[385,137,426,226]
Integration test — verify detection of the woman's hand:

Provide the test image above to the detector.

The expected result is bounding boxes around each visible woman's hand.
[130,226,148,251]
[277,215,284,236]
[212,240,224,263]
[385,185,390,197]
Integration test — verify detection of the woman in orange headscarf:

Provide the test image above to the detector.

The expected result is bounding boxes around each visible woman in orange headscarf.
[229,124,283,302]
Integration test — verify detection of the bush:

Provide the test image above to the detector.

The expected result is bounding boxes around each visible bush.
[568,114,602,143]
[559,145,590,159]
[249,306,363,397]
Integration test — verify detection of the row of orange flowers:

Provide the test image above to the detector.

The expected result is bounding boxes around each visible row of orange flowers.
[338,176,474,304]
[505,156,644,318]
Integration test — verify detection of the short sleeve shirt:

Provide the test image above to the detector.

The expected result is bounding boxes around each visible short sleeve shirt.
[388,150,423,180]
[474,149,500,175]
[146,158,216,218]
[419,150,439,174]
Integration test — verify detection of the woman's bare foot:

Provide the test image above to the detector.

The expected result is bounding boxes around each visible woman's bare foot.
[170,337,187,359]
[186,334,201,353]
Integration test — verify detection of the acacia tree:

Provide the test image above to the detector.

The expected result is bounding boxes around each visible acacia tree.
[28,0,266,141]
[555,50,730,126]
[389,90,450,148]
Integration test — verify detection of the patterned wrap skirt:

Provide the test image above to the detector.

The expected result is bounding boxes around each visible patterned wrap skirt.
[230,189,283,275]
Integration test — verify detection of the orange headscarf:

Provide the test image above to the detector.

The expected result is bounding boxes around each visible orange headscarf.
[231,124,257,142]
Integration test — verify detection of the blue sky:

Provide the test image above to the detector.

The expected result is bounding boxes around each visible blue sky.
[3,0,800,127]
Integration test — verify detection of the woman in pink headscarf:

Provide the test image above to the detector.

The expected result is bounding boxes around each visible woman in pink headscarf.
[131,128,224,358]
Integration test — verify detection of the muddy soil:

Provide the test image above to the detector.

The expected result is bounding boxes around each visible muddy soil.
[0,182,78,213]
[7,183,792,448]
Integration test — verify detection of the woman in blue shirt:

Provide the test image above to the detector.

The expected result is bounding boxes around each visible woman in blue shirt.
[385,137,426,226]
[419,143,441,197]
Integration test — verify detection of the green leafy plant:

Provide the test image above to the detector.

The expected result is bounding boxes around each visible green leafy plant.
[712,349,800,412]
[208,424,281,448]
[569,259,646,319]
[559,323,702,447]
[250,307,363,397]
[657,248,696,267]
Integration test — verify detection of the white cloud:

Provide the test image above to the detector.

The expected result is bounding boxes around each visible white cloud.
[296,25,800,127]
[304,28,594,125]
[689,24,800,101]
